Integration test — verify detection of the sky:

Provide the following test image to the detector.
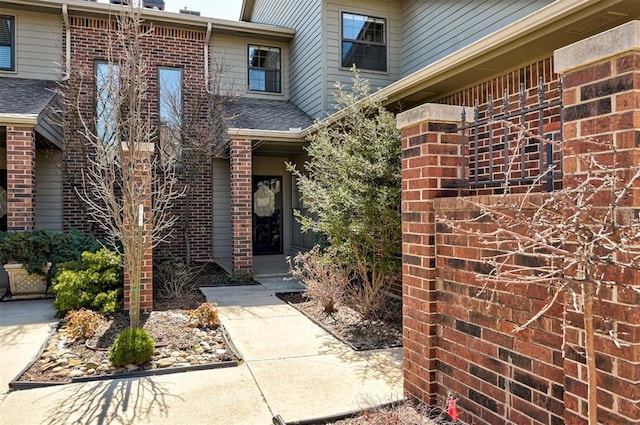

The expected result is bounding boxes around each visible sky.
[162,0,243,20]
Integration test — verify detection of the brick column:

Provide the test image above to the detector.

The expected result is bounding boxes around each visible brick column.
[122,143,154,313]
[6,126,36,231]
[555,20,640,425]
[397,104,467,404]
[230,139,253,274]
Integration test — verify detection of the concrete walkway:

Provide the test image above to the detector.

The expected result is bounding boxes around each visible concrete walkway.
[0,279,403,425]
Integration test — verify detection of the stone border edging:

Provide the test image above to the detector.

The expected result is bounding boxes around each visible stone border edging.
[8,322,244,391]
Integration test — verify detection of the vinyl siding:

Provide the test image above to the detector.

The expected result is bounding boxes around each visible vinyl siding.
[324,0,402,114]
[0,9,61,80]
[211,34,290,100]
[401,0,554,77]
[212,158,231,259]
[250,0,323,119]
[35,149,62,231]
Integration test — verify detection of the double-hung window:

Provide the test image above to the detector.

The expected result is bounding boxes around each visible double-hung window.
[0,15,15,71]
[248,45,281,93]
[341,12,387,72]
[158,67,183,163]
[95,61,120,147]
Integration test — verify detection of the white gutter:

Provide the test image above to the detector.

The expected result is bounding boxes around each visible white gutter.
[228,128,305,142]
[205,22,212,94]
[62,4,70,80]
[0,114,38,125]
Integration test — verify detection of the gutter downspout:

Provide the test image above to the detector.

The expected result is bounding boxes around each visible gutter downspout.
[204,21,212,94]
[62,4,70,80]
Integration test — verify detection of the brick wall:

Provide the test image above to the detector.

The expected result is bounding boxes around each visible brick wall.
[399,21,640,425]
[6,126,36,231]
[230,139,253,273]
[63,14,212,261]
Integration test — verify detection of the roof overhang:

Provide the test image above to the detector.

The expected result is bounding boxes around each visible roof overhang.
[240,0,255,22]
[228,128,306,143]
[0,114,38,126]
[2,0,295,41]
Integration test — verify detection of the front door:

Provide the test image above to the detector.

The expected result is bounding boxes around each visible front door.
[252,176,283,255]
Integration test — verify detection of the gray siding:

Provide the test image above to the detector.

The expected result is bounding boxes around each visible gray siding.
[211,34,290,100]
[35,149,62,231]
[325,0,402,114]
[401,0,554,77]
[0,8,61,80]
[251,0,324,119]
[212,159,231,259]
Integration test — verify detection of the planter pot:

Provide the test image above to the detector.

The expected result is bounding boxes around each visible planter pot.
[4,263,51,298]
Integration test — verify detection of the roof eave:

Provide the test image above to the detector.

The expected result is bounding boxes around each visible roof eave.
[228,128,306,143]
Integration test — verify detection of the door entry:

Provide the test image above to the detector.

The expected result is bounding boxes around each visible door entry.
[252,176,283,255]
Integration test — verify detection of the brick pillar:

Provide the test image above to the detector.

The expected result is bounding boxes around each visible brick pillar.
[397,104,467,404]
[6,125,36,232]
[230,139,253,274]
[555,20,640,425]
[122,142,154,313]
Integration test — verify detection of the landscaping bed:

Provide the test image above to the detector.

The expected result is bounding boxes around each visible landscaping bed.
[14,308,239,386]
[277,292,402,351]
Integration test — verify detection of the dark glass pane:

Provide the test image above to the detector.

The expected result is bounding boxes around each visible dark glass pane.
[0,17,11,45]
[341,42,386,72]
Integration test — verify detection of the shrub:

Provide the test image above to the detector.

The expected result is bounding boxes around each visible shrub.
[188,302,220,329]
[109,327,155,366]
[288,246,350,314]
[0,230,99,275]
[154,258,200,301]
[51,248,123,316]
[64,308,104,341]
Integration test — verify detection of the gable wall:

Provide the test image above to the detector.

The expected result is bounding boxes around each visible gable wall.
[400,0,554,77]
[250,0,323,118]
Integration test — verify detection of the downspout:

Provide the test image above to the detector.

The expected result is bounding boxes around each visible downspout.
[62,4,70,80]
[204,22,212,94]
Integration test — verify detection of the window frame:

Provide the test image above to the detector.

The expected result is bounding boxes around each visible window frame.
[247,44,282,94]
[94,60,120,147]
[157,66,184,164]
[340,11,388,73]
[0,15,16,72]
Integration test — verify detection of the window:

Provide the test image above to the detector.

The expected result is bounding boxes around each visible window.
[95,61,120,147]
[0,15,15,71]
[248,45,281,93]
[341,12,386,72]
[158,67,183,163]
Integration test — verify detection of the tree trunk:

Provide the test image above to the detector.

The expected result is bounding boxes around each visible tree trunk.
[583,280,597,425]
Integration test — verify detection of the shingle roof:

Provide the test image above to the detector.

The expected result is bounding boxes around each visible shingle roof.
[227,97,314,131]
[0,78,57,115]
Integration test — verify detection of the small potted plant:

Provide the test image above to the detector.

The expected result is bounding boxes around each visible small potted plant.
[0,230,52,297]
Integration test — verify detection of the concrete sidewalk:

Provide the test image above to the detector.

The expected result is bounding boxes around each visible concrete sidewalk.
[0,279,402,425]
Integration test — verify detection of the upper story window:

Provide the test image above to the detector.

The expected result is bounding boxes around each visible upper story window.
[248,45,281,93]
[158,67,183,163]
[0,15,15,71]
[341,12,386,72]
[95,61,120,147]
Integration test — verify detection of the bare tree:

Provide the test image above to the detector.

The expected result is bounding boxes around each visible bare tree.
[438,124,640,425]
[159,60,237,263]
[60,4,183,328]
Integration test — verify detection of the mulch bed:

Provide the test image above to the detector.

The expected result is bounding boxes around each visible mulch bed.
[277,292,402,351]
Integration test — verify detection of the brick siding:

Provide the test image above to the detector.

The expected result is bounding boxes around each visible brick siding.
[400,24,640,425]
[63,15,212,262]
[6,126,35,231]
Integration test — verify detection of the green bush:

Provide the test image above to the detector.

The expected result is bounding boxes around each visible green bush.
[51,248,123,316]
[0,229,99,275]
[109,327,155,366]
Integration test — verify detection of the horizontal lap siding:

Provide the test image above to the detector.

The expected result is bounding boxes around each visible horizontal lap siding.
[212,159,231,259]
[0,8,61,80]
[212,34,290,100]
[35,149,62,231]
[251,0,323,118]
[401,0,553,77]
[325,0,401,114]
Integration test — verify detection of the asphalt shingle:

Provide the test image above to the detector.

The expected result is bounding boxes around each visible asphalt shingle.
[0,78,57,115]
[227,97,314,131]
